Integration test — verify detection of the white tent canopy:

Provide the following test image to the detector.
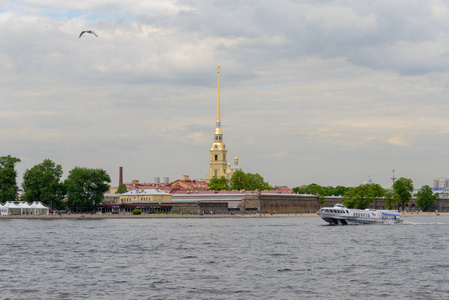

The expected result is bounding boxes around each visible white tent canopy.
[0,203,8,216]
[1,201,49,216]
[30,201,50,215]
[3,202,21,215]
[17,202,32,215]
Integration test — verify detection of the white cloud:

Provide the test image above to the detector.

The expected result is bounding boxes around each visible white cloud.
[387,136,409,147]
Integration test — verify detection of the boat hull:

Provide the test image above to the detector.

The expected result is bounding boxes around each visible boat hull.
[320,216,385,225]
[317,204,401,225]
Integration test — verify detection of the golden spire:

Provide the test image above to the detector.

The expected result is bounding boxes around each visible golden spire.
[214,66,222,136]
[217,66,221,124]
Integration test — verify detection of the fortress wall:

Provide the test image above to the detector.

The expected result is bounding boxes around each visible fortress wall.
[168,194,449,214]
[170,202,229,214]
[243,194,319,213]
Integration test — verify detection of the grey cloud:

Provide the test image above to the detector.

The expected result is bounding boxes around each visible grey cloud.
[2,0,449,188]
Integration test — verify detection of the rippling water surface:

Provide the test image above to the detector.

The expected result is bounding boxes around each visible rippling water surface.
[1,216,449,299]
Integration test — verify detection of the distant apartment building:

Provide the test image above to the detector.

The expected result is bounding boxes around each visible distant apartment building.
[431,178,449,191]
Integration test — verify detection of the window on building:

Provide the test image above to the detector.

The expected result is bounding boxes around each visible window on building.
[215,155,218,161]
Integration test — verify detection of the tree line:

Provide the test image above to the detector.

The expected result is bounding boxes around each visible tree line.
[0,155,110,212]
[293,178,438,211]
[2,154,439,212]
[208,170,272,191]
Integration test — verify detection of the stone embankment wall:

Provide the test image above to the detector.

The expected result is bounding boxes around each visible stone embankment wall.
[243,194,319,213]
[168,194,449,214]
[170,202,229,214]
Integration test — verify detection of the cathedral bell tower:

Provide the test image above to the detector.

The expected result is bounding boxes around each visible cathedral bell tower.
[206,66,228,182]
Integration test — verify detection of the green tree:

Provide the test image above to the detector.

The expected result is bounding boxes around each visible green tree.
[334,185,351,196]
[342,187,358,208]
[65,167,111,212]
[230,170,246,190]
[292,185,308,194]
[229,171,271,191]
[343,184,375,209]
[293,184,350,197]
[415,185,437,211]
[304,183,327,206]
[393,177,414,212]
[246,173,266,190]
[383,188,397,210]
[115,183,128,194]
[0,155,21,203]
[306,183,325,196]
[323,186,336,196]
[293,183,327,205]
[22,159,65,209]
[208,176,229,191]
[263,181,273,191]
[370,184,385,209]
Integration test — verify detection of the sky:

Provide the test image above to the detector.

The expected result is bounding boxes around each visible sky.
[1,0,449,189]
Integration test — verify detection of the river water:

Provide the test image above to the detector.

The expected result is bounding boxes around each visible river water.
[1,216,448,300]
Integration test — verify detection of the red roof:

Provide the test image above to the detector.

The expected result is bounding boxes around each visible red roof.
[110,178,292,195]
[168,186,293,195]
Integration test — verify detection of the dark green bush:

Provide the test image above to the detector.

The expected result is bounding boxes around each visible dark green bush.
[132,209,142,215]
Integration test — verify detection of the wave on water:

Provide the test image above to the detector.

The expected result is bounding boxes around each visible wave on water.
[401,221,449,226]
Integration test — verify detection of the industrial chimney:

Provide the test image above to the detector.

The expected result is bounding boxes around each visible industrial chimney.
[119,166,123,185]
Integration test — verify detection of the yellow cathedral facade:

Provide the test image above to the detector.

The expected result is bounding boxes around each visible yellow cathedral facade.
[205,67,240,182]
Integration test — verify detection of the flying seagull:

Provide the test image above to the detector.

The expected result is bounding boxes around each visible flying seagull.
[79,30,98,38]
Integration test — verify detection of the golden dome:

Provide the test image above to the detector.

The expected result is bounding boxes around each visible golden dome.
[210,141,226,150]
[214,127,223,135]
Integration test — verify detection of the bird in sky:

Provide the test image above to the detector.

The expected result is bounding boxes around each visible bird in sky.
[79,30,98,38]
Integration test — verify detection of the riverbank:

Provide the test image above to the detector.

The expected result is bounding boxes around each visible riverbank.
[0,212,316,219]
[1,211,448,219]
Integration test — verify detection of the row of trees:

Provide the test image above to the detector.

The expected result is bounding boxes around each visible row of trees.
[0,155,111,212]
[293,184,351,197]
[293,178,438,211]
[208,170,272,191]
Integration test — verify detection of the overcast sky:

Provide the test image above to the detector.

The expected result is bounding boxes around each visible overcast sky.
[2,0,449,189]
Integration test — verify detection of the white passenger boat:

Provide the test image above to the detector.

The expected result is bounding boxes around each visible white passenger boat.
[317,204,401,225]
